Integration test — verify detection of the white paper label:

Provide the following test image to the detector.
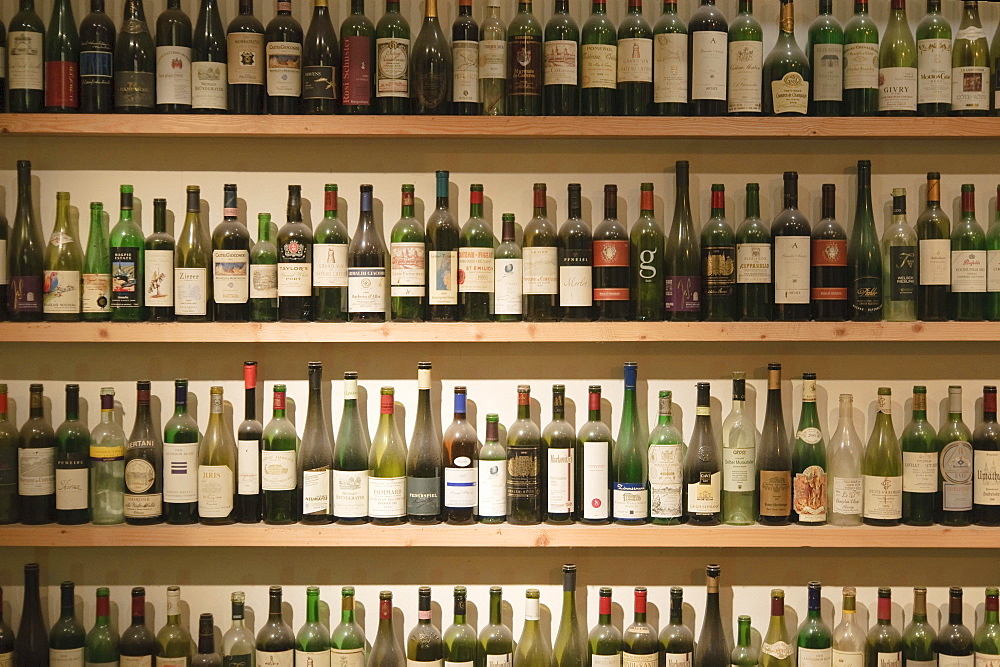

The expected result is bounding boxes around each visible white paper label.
[479,40,505,79]
[162,441,199,503]
[50,648,85,665]
[82,273,111,313]
[213,249,249,304]
[941,440,974,511]
[428,250,458,305]
[485,656,512,667]
[622,653,657,667]
[314,244,349,288]
[989,250,1000,292]
[256,651,294,667]
[278,263,312,297]
[332,647,366,667]
[974,450,1000,506]
[390,241,426,297]
[952,66,990,111]
[687,472,721,513]
[774,236,810,304]
[296,650,331,667]
[547,449,574,514]
[228,32,264,85]
[250,264,278,299]
[723,447,755,492]
[192,61,227,109]
[876,654,901,667]
[863,475,902,520]
[199,464,234,517]
[903,451,938,493]
[771,71,809,115]
[736,242,771,284]
[583,43,617,91]
[832,649,863,667]
[691,31,727,101]
[939,657,974,667]
[544,40,578,86]
[582,441,610,520]
[266,42,302,97]
[832,477,862,515]
[654,33,687,104]
[559,265,592,307]
[878,66,917,112]
[0,240,7,284]
[727,40,762,113]
[348,267,387,313]
[617,38,652,83]
[302,468,331,515]
[56,468,89,510]
[844,42,878,90]
[145,249,173,308]
[494,258,523,315]
[523,247,558,295]
[43,270,81,314]
[478,457,506,517]
[920,238,951,285]
[812,43,843,102]
[664,653,689,667]
[952,250,987,292]
[334,469,368,518]
[174,267,208,316]
[156,45,192,105]
[975,654,1000,667]
[917,38,951,105]
[445,466,477,509]
[368,476,406,518]
[261,450,296,491]
[591,657,621,667]
[649,443,683,519]
[453,41,479,103]
[798,648,832,667]
[8,31,43,90]
[614,484,648,520]
[19,447,56,496]
[458,247,494,293]
[237,439,260,495]
[119,658,153,667]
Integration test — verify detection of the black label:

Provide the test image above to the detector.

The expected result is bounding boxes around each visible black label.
[702,246,736,296]
[111,247,141,308]
[890,245,916,301]
[506,446,540,499]
[114,71,155,108]
[302,65,338,100]
[851,276,881,312]
[560,247,592,266]
[406,475,441,516]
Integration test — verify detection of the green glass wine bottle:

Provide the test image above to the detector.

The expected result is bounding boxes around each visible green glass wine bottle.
[451,0,480,116]
[262,384,298,525]
[109,184,145,322]
[762,0,810,116]
[952,1,990,116]
[727,0,763,116]
[807,0,843,116]
[426,171,460,322]
[866,589,902,667]
[411,0,452,115]
[543,0,578,116]
[174,186,212,323]
[588,587,622,665]
[581,0,617,117]
[917,0,951,116]
[250,213,278,322]
[0,387,19,525]
[552,565,584,667]
[445,587,478,667]
[952,184,987,321]
[163,379,200,526]
[507,385,542,525]
[881,188,917,322]
[157,586,194,663]
[648,390,684,526]
[49,581,86,665]
[631,183,664,321]
[334,372,370,525]
[736,183,771,321]
[665,161,700,321]
[478,415,507,524]
[731,615,757,667]
[843,0,878,116]
[408,587,443,666]
[901,386,937,526]
[145,198,175,323]
[862,388,902,527]
[494,214,523,322]
[797,582,832,664]
[314,183,350,323]
[389,184,425,322]
[617,0,652,116]
[791,373,826,525]
[623,588,658,667]
[660,587,693,664]
[515,590,551,667]
[256,586,295,664]
[760,589,791,667]
[847,160,882,321]
[211,183,251,322]
[652,0,686,116]
[459,184,496,322]
[55,383,90,526]
[523,183,560,322]
[688,0,727,116]
[544,386,576,525]
[10,0,45,113]
[975,588,1000,660]
[613,362,648,525]
[878,0,916,116]
[369,387,407,526]
[296,586,331,662]
[903,587,936,667]
[507,0,543,115]
[332,586,366,664]
[701,184,736,321]
[120,586,157,661]
[480,587,514,667]
[989,185,1000,321]
[85,587,119,665]
[374,0,409,114]
[82,202,111,322]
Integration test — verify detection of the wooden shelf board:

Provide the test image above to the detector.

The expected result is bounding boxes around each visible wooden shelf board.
[0,523,990,548]
[0,321,996,344]
[2,115,1000,139]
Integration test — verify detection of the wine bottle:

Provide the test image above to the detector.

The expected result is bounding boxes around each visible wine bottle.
[370,590,404,667]
[250,213,278,322]
[426,171,460,322]
[952,1,990,116]
[832,587,864,667]
[936,588,974,665]
[155,0,193,112]
[722,374,755,526]
[494,214,523,322]
[938,385,974,526]
[731,615,757,667]
[736,182,771,321]
[369,387,407,526]
[374,0,410,113]
[701,184,736,320]
[312,184,349,322]
[265,1,303,114]
[762,0,810,117]
[157,586,194,662]
[227,0,265,114]
[865,589,902,667]
[507,0,543,115]
[665,160,700,321]
[791,373,826,525]
[211,184,251,321]
[144,198,175,322]
[797,583,832,665]
[516,590,552,667]
[760,589,791,667]
[772,172,811,321]
[882,188,917,321]
[688,0,727,116]
[109,185,145,322]
[629,183,664,321]
[49,581,86,665]
[444,387,477,525]
[478,415,507,524]
[974,386,1000,525]
[614,362,647,525]
[551,566,584,667]
[684,382,721,526]
[412,0,452,114]
[989,185,1000,322]
[302,0,340,115]
[917,172,951,321]
[445,587,478,667]
[811,184,847,321]
[198,385,236,526]
[45,0,80,112]
[917,0,951,116]
[43,191,83,322]
[507,385,542,525]
[9,0,45,113]
[543,386,575,525]
[334,372,370,525]
[727,0,763,116]
[623,588,658,667]
[843,0,878,116]
[343,0,376,114]
[8,161,43,322]
[826,393,863,527]
[589,587,622,667]
[408,587,444,667]
[594,184,629,321]
[975,588,1000,659]
[848,160,882,320]
[481,587,514,667]
[902,587,936,667]
[191,0,227,113]
[647,390,684,526]
[262,384,298,525]
[877,0,917,118]
[175,186,211,322]
[333,586,367,665]
[0,386,19,525]
[163,379,199,525]
[15,564,47,666]
[277,185,313,322]
[557,185,593,321]
[193,613,221,666]
[479,0,506,116]
[660,588,693,666]
[121,586,158,662]
[235,362,261,524]
[862,387,902,527]
[807,0,843,116]
[901,386,936,526]
[81,202,111,322]
[459,184,495,322]
[452,0,480,115]
[651,0,686,116]
[617,0,653,116]
[114,0,156,113]
[757,363,790,526]
[18,383,56,525]
[297,586,331,661]
[523,183,560,322]
[85,587,119,666]
[952,184,987,321]
[582,0,617,117]
[388,184,425,321]
[257,586,295,664]
[55,384,89,525]
[350,184,388,323]
[298,362,333,525]
[695,565,729,667]
[575,386,612,525]
[123,381,162,526]
[544,0,578,116]
[407,361,442,524]
[90,387,125,527]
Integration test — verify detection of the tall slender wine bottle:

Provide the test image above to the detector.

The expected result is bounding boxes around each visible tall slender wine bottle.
[936,588,974,665]
[123,381,162,525]
[459,185,496,322]
[212,183,251,322]
[155,0,193,112]
[878,0,916,116]
[688,0,727,116]
[616,0,652,116]
[560,185,594,321]
[630,183,664,321]
[952,184,987,321]
[902,587,936,667]
[411,0,452,114]
[882,188,917,321]
[665,161,700,321]
[350,184,388,323]
[343,0,376,114]
[811,184,847,321]
[544,0,578,116]
[523,183,560,322]
[55,383,90,525]
[250,213,278,322]
[974,386,1000,525]
[299,362,333,525]
[18,383,56,525]
[701,184,736,321]
[695,564,729,666]
[762,0,810,117]
[389,184,425,321]
[369,387,407,526]
[9,0,45,113]
[507,0,543,115]
[544,385,576,525]
[451,0,480,115]
[594,184,629,321]
[332,587,367,665]
[479,0,506,116]
[370,591,404,667]
[120,586,158,662]
[832,587,864,667]
[43,192,83,322]
[901,385,936,526]
[865,589,902,667]
[760,589,791,667]
[302,0,340,114]
[791,373,826,525]
[613,362,647,525]
[843,0,878,116]
[44,0,80,113]
[937,385,973,526]
[589,587,622,667]
[262,384,298,525]
[85,587,119,666]
[649,389,684,526]
[478,415,507,524]
[445,587,477,667]
[847,160,882,321]
[917,0,951,116]
[236,361,262,523]
[862,387,902,527]
[426,171,460,322]
[516,590,552,667]
[257,586,295,664]
[736,182,771,321]
[771,172,811,321]
[8,161,43,322]
[114,0,156,113]
[277,185,313,322]
[81,202,111,322]
[145,198,175,323]
[797,582,832,665]
[578,386,613,525]
[264,1,303,114]
[917,172,951,321]
[16,564,47,666]
[553,565,584,667]
[757,363,790,526]
[443,387,478,525]
[827,394,863,527]
[494,214,523,322]
[723,373,755,526]
[227,0,265,114]
[191,0,227,114]
[685,382,721,526]
[313,184,349,322]
[727,0,763,116]
[952,1,989,116]
[807,0,843,116]
[174,185,211,323]
[508,385,543,525]
[581,0,617,117]
[334,372,371,525]
[480,587,514,667]
[163,379,200,525]
[408,361,442,524]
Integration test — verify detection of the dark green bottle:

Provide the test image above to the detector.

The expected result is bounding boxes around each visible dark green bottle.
[341,0,376,114]
[843,0,879,116]
[616,0,652,116]
[55,384,90,526]
[665,161,700,321]
[988,184,1000,321]
[425,171,460,322]
[651,0,687,116]
[580,0,616,116]
[917,0,951,117]
[45,0,80,112]
[145,198,175,323]
[313,184,350,323]
[451,0,480,116]
[701,184,736,321]
[109,185,145,322]
[543,0,578,115]
[736,183,771,321]
[85,587,120,665]
[903,587,937,666]
[523,183,560,322]
[349,185,388,323]
[506,385,542,524]
[687,0,727,116]
[727,0,763,116]
[9,0,45,112]
[155,0,193,113]
[250,213,278,322]
[797,582,832,656]
[459,185,496,322]
[389,184,425,322]
[114,0,156,113]
[374,0,409,114]
[163,379,200,525]
[507,0,543,115]
[630,183,664,322]
[807,0,844,116]
[411,0,452,114]
[763,0,810,116]
[847,160,882,321]
[49,581,86,661]
[212,184,251,322]
[559,184,594,322]
[951,184,986,321]
[901,386,936,526]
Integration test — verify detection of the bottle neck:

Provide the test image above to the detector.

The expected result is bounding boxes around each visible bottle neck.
[604,189,617,220]
[710,190,725,219]
[287,189,302,223]
[257,218,272,243]
[568,189,582,219]
[29,391,43,419]
[342,595,356,624]
[588,392,602,423]
[306,594,321,624]
[153,205,167,234]
[737,618,752,646]
[517,394,531,421]
[131,594,146,626]
[745,189,760,219]
[592,0,607,14]
[489,592,503,625]
[949,596,963,625]
[95,596,111,626]
[669,596,683,625]
[269,594,283,620]
[273,391,287,419]
[60,587,75,619]
[470,189,483,219]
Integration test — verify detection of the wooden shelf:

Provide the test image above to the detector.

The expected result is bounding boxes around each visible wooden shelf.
[0,523,991,548]
[0,320,996,344]
[2,114,1000,139]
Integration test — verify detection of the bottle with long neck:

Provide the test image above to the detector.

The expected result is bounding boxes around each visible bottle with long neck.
[543,0,578,116]
[494,214,522,322]
[630,183,664,321]
[989,185,1000,322]
[250,213,278,322]
[191,0,227,114]
[375,0,410,112]
[974,386,1000,525]
[370,591,404,667]
[652,0,687,116]
[507,385,542,525]
[313,186,351,321]
[82,201,111,321]
[212,183,251,322]
[882,188,917,321]
[43,192,83,322]
[9,0,45,112]
[298,361,334,525]
[616,0,653,116]
[479,0,506,116]
[144,197,175,323]
[553,565,584,667]
[459,184,495,323]
[124,381,162,526]
[688,0,728,116]
[226,0,266,114]
[916,0,951,116]
[762,0,810,117]
[114,0,156,113]
[865,588,902,667]
[760,589,791,667]
[559,183,594,322]
[175,185,211,323]
[222,592,255,665]
[951,183,987,321]
[296,586,331,659]
[334,372,371,525]
[109,185,146,322]
[878,0,916,116]
[163,379,200,525]
[937,385,973,526]
[331,587,366,662]
[408,361,442,525]
[276,184,313,322]
[648,389,684,526]
[736,182,772,321]
[848,159,882,321]
[198,385,237,526]
[862,387,902,527]
[623,587,658,665]
[18,383,56,525]
[685,381,721,526]
[614,362,647,525]
[368,387,407,526]
[507,0,542,115]
[695,564,729,666]
[701,183,736,321]
[341,0,375,114]
[901,385,936,526]
[515,590,551,666]
[157,585,194,662]
[155,0,193,112]
[843,0,879,115]
[660,587,693,664]
[728,0,763,116]
[916,172,951,321]
[832,587,864,667]
[444,587,477,667]
[407,587,443,665]
[302,0,339,115]
[50,580,86,663]
[425,171,460,322]
[8,160,43,322]
[523,182,560,322]
[85,587,118,666]
[811,183,848,321]
[389,184,424,321]
[792,373,826,525]
[80,0,115,113]
[588,587,622,665]
[771,171,811,321]
[256,586,295,661]
[937,587,974,664]
[236,361,262,524]
[796,582,832,664]
[723,372,756,526]
[444,387,478,525]
[15,564,47,665]
[665,160,700,321]
[826,393,863,527]
[264,1,304,113]
[902,587,935,667]
[757,363,790,525]
[952,0,990,116]
[349,183,388,323]
[544,385,576,525]
[807,0,843,116]
[480,587,514,665]
[120,586,157,660]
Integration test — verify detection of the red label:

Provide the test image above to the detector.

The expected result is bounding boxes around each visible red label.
[45,61,79,108]
[325,189,337,213]
[588,391,601,411]
[273,391,286,411]
[380,394,394,414]
[402,191,414,207]
[518,391,530,406]
[811,238,847,268]
[471,190,483,205]
[244,363,257,390]
[633,591,647,614]
[380,598,392,619]
[811,286,847,301]
[711,190,724,209]
[593,240,629,268]
[594,287,629,301]
[0,393,6,415]
[533,188,546,208]
[640,189,653,212]
[878,596,891,621]
[342,36,372,106]
[509,36,542,96]
[599,595,612,615]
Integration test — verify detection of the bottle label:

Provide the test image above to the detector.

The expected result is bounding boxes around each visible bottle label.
[478,456,507,518]
[237,439,260,495]
[278,262,313,298]
[50,648,85,665]
[952,250,987,292]
[664,276,700,312]
[812,43,843,102]
[0,240,6,285]
[261,449,296,492]
[919,239,951,285]
[509,35,542,96]
[761,642,794,661]
[192,61,228,109]
[331,647,366,667]
[494,258,523,315]
[42,269,80,314]
[8,31,43,90]
[91,442,125,462]
[832,476,862,515]
[877,66,916,112]
[974,450,1000,506]
[810,239,846,299]
[266,42,302,97]
[989,250,1000,292]
[45,61,79,108]
[251,264,278,299]
[368,475,406,518]
[593,240,630,300]
[687,471,721,514]
[445,465,477,509]
[485,652,512,666]
[876,653,901,667]
[110,247,141,308]
[302,468,331,516]
[793,465,827,522]
[123,488,162,518]
[213,250,250,304]
[889,246,916,302]
[613,483,648,520]
[796,647,830,666]
[903,451,938,493]
[333,469,368,518]
[199,464,235,517]
[863,475,902,520]
[122,657,153,667]
[727,40,763,113]
[407,662,443,667]
[941,440,974,511]
[560,260,593,307]
[390,242,426,296]
[303,65,339,100]
[458,247,495,293]
[771,71,809,115]
[832,650,863,667]
[407,475,441,516]
[976,654,1000,667]
[851,275,880,313]
[453,41,479,103]
[523,247,559,295]
[427,250,458,305]
[703,246,736,297]
[582,43,617,91]
[617,38,652,83]
[55,467,89,510]
[256,651,293,667]
[296,651,330,667]
[18,447,55,496]
[691,31,727,101]
[313,244,349,288]
[774,236,810,304]
[582,441,611,520]
[844,42,878,90]
[174,267,208,316]
[723,446,755,492]
[546,448,574,514]
[228,32,265,85]
[156,45,192,105]
[622,653,657,667]
[85,660,120,667]
[82,273,112,313]
[953,66,990,111]
[653,33,686,103]
[144,249,173,308]
[479,40,506,79]
[736,243,771,284]
[507,445,540,503]
[376,37,409,98]
[0,46,6,80]
[125,443,156,494]
[115,71,156,109]
[664,654,689,667]
[544,39,578,86]
[163,441,199,503]
[956,25,987,42]
[917,38,951,105]
[758,470,791,517]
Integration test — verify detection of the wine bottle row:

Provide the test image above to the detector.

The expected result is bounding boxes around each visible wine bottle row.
[7,0,1000,117]
[1,561,998,667]
[3,358,1000,528]
[4,160,998,324]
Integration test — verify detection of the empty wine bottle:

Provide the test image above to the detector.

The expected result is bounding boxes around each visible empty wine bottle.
[368,387,407,526]
[236,361,262,524]
[212,184,251,322]
[479,0,506,116]
[685,382,721,525]
[124,381,162,525]
[8,161,43,322]
[799,582,833,664]
[544,0,579,116]
[723,373,756,526]
[589,587,622,665]
[49,581,86,664]
[695,564,729,666]
[227,0,266,114]
[728,0,763,116]
[688,0,727,116]
[952,1,990,116]
[553,566,584,667]
[408,362,442,524]
[314,184,349,322]
[581,0,617,117]
[81,202,111,322]
[478,415,507,524]
[807,0,843,116]
[120,586,158,662]
[163,379,200,525]
[332,586,366,663]
[763,0,811,117]
[624,588,658,667]
[507,0,543,115]
[408,587,443,666]
[832,587,864,667]
[878,0,916,116]
[389,184,425,322]
[250,213,278,321]
[771,171,811,321]
[882,188,917,321]
[903,586,936,667]
[262,384,298,525]
[901,385,936,526]
[732,615,757,667]
[443,387,478,525]
[594,184,629,321]
[544,385,576,525]
[334,372,370,525]
[760,589,791,667]
[792,373,826,525]
[350,184,388,323]
[917,172,951,321]
[661,587,693,665]
[426,171,460,322]
[560,184,594,321]
[114,0,156,113]
[145,198,175,322]
[43,192,83,322]
[701,183,736,321]
[811,184,847,321]
[938,385,973,527]
[631,183,664,322]
[952,183,987,321]
[16,564,47,666]
[0,387,19,525]
[523,183,560,322]
[193,613,221,666]
[18,384,56,525]
[989,185,1000,322]
[257,586,295,664]
[198,386,236,526]
[45,0,80,113]
[459,185,495,322]
[617,0,652,116]
[937,587,974,665]
[494,214,523,322]
[827,393,862,527]
[451,0,481,115]
[191,0,227,113]
[613,362,647,525]
[374,0,407,113]
[916,0,951,116]
[277,185,313,322]
[736,182,771,321]
[175,186,211,322]
[862,387,902,527]
[9,0,45,113]
[371,591,404,667]
[297,586,330,661]
[974,386,1000,526]
[848,160,882,320]
[265,1,303,113]
[412,0,452,114]
[516,590,551,667]
[302,0,340,114]
[55,383,90,525]
[975,588,1000,657]
[577,385,612,525]
[507,385,542,525]
[89,387,125,526]
[843,0,878,116]
[665,161,700,321]
[757,364,790,526]
[156,0,193,112]
[85,587,119,666]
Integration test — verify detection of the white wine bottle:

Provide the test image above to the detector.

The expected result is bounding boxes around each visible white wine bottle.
[298,361,333,526]
[407,361,442,524]
[174,186,211,322]
[369,387,407,526]
[198,385,236,526]
[862,387,903,526]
